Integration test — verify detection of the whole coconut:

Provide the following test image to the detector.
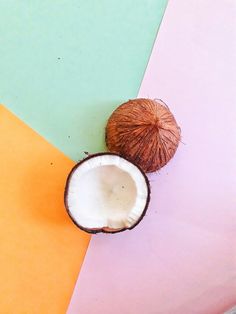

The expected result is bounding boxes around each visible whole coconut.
[105,98,181,173]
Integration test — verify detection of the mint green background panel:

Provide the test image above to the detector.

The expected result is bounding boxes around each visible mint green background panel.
[0,0,167,160]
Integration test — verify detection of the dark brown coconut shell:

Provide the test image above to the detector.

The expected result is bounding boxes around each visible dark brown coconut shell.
[64,152,151,234]
[105,98,181,173]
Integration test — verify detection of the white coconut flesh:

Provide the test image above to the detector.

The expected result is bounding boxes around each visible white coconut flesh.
[66,154,149,231]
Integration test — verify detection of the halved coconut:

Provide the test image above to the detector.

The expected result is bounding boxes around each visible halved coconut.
[64,153,150,234]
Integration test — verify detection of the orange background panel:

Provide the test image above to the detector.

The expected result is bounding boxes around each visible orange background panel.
[0,105,90,314]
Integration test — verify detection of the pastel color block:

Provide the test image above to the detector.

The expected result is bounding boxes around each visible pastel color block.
[0,0,167,161]
[0,105,90,314]
[67,1,236,313]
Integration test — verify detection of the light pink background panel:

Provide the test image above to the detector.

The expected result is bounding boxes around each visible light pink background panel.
[68,0,236,313]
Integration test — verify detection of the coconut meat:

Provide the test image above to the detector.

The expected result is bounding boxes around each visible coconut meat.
[66,155,148,230]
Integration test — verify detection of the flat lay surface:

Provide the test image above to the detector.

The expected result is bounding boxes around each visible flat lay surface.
[0,1,235,313]
[68,1,236,313]
[0,106,90,313]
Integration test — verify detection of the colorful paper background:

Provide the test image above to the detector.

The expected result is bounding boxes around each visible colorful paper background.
[0,106,90,313]
[0,0,167,160]
[1,1,235,313]
[68,0,236,313]
[0,1,167,312]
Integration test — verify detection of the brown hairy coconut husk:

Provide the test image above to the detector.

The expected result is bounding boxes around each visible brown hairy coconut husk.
[105,98,181,173]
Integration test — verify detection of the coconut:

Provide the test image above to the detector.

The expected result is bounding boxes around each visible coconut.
[105,98,181,172]
[64,153,150,234]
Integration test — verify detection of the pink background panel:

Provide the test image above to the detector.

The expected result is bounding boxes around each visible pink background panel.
[68,1,236,313]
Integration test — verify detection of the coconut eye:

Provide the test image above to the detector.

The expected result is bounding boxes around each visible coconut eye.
[105,98,181,172]
[64,153,150,234]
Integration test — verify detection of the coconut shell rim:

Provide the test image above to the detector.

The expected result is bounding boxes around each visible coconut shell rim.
[64,152,151,234]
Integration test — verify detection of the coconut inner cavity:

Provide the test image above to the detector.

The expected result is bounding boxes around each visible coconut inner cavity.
[66,155,148,230]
